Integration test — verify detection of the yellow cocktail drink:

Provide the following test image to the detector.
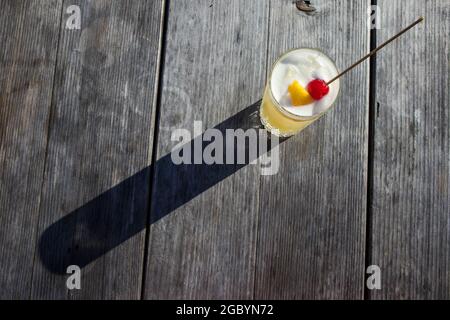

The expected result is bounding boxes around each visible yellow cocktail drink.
[260,48,340,137]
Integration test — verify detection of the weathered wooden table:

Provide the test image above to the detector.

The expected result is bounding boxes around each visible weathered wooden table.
[0,0,449,299]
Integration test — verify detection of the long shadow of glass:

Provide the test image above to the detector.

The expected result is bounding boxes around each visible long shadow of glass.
[39,99,289,274]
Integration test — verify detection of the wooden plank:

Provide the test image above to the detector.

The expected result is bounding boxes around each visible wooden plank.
[254,0,370,299]
[143,0,269,299]
[0,0,62,299]
[30,0,164,299]
[369,0,450,299]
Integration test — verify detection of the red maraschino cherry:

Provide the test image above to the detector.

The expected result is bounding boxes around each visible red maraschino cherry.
[306,79,329,100]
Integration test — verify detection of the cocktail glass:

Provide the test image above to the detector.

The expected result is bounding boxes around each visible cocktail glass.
[260,48,340,137]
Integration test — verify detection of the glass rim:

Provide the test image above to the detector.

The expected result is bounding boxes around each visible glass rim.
[267,47,341,121]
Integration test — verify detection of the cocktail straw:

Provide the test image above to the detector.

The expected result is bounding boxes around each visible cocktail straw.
[327,17,424,85]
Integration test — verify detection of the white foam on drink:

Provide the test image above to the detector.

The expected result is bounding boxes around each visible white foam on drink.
[270,49,340,117]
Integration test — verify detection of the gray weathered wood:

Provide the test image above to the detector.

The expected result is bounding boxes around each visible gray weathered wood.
[143,0,269,299]
[30,0,164,299]
[3,0,447,300]
[0,0,62,299]
[254,0,370,299]
[369,0,450,299]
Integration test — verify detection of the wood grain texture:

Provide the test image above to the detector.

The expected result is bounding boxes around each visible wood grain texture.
[369,0,450,299]
[254,0,370,299]
[143,0,269,299]
[0,0,62,299]
[30,0,164,299]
